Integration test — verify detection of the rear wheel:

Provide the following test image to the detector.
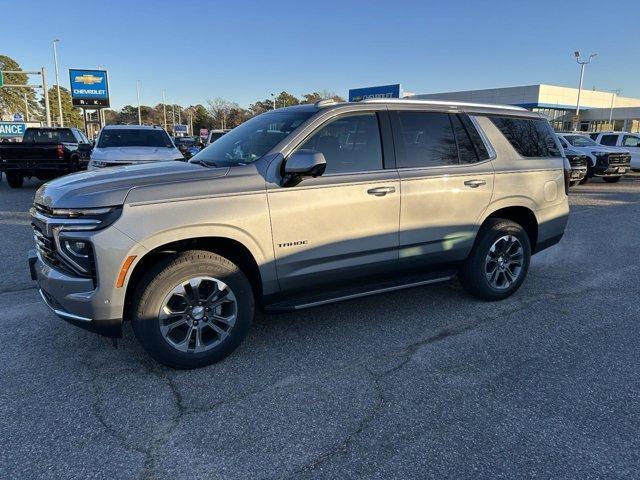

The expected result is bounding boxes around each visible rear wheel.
[6,173,23,188]
[131,250,254,369]
[603,176,621,183]
[459,219,531,301]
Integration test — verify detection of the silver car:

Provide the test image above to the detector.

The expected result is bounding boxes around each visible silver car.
[88,124,184,170]
[29,99,570,369]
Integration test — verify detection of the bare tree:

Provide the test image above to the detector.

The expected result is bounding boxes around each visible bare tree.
[206,97,238,130]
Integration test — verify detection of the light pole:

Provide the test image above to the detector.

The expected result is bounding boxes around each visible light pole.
[24,92,29,122]
[608,89,622,130]
[136,80,142,125]
[270,93,276,110]
[573,51,597,131]
[52,39,64,127]
[162,90,167,131]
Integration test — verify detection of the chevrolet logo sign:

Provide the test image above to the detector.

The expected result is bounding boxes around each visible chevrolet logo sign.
[74,74,102,85]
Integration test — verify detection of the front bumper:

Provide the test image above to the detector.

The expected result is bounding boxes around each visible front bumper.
[28,216,147,338]
[29,249,123,337]
[570,166,587,182]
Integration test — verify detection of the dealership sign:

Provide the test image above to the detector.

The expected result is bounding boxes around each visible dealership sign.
[0,122,27,137]
[348,84,401,102]
[174,124,188,133]
[69,69,110,107]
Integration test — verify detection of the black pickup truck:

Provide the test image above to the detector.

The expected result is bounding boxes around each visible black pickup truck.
[0,127,92,188]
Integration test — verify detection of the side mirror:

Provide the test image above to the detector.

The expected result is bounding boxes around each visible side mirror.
[283,150,326,187]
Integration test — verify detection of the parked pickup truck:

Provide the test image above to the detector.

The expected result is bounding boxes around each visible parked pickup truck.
[0,127,92,188]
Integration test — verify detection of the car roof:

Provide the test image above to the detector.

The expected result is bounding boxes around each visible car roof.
[102,124,166,130]
[276,98,539,118]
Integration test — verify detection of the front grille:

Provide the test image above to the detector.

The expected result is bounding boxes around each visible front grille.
[607,153,631,165]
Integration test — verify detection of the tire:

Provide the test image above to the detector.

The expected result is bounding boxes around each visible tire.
[459,219,531,301]
[131,250,254,369]
[6,173,23,188]
[602,176,621,183]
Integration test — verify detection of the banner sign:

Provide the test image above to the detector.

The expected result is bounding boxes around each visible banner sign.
[0,122,27,137]
[348,84,401,102]
[69,69,110,107]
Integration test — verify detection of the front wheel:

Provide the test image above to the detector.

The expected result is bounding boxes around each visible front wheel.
[6,173,23,188]
[459,219,531,301]
[131,250,254,369]
[602,176,621,183]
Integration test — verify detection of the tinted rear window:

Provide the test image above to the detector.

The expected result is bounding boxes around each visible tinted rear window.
[23,129,76,144]
[489,116,561,157]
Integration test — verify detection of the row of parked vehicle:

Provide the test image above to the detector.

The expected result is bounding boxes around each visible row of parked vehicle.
[558,131,638,186]
[0,126,230,187]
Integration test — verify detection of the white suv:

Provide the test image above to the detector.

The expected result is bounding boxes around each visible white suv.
[89,125,184,170]
[590,132,640,171]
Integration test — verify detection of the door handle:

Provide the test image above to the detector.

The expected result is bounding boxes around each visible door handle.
[463,179,486,188]
[367,186,396,196]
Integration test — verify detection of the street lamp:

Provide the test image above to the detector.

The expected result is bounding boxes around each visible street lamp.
[609,89,622,130]
[52,39,64,127]
[270,93,276,110]
[574,51,597,131]
[162,90,168,131]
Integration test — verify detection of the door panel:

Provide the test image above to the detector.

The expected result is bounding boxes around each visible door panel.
[398,163,494,264]
[267,171,400,290]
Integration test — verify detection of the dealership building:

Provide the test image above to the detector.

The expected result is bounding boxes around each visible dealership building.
[409,84,640,132]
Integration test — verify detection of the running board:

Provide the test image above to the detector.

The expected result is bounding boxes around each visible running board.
[264,272,456,312]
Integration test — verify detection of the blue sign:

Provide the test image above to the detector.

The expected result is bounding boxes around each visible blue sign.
[0,122,27,138]
[12,113,24,122]
[69,69,110,107]
[348,84,401,102]
[174,124,188,133]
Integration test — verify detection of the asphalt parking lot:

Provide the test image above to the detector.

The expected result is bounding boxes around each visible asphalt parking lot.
[1,175,639,480]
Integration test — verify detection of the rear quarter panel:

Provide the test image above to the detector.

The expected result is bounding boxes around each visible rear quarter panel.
[475,116,569,246]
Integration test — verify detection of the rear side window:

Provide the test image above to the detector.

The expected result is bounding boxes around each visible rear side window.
[297,113,383,174]
[451,115,491,163]
[395,112,458,167]
[489,116,561,157]
[600,134,618,146]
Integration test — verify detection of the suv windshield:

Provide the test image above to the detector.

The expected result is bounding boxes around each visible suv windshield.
[191,110,314,166]
[98,129,174,148]
[564,135,597,147]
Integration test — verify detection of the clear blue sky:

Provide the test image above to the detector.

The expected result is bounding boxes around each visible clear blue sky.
[2,0,639,109]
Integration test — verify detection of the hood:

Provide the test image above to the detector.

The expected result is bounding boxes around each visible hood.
[35,161,229,209]
[91,146,182,161]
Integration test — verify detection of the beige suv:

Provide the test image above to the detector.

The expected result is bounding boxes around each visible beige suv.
[29,99,570,368]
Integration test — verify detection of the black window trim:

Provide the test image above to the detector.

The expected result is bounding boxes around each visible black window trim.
[488,114,562,159]
[389,110,496,171]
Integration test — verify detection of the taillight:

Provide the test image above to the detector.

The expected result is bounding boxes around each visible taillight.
[56,144,64,159]
[562,157,571,194]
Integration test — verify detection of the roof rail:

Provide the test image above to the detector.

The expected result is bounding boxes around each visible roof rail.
[360,98,527,111]
[314,98,338,108]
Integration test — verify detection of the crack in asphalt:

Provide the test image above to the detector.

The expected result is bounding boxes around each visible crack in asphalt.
[75,260,640,479]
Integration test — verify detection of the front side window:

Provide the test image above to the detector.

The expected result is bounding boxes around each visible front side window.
[490,116,561,157]
[623,135,640,147]
[396,112,458,168]
[296,113,383,174]
[98,129,174,148]
[193,111,314,166]
[600,134,618,146]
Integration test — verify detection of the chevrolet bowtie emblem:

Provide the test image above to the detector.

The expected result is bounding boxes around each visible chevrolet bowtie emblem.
[75,74,102,85]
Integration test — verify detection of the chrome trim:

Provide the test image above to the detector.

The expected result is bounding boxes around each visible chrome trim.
[39,289,92,323]
[361,98,527,111]
[290,274,456,310]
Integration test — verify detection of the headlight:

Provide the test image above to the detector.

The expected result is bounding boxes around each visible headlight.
[56,235,93,274]
[48,206,122,231]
